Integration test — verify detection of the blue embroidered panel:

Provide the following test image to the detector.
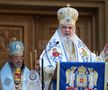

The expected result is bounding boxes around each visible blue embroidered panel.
[58,62,105,90]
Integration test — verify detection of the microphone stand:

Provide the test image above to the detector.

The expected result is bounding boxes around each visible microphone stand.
[42,57,44,90]
[41,41,59,90]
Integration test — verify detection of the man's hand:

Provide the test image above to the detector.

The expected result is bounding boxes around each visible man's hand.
[104,43,108,55]
[103,43,108,62]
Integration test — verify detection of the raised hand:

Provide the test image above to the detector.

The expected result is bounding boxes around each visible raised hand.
[104,43,108,55]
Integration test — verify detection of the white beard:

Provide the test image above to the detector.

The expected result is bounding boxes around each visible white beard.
[62,36,76,61]
[62,36,73,53]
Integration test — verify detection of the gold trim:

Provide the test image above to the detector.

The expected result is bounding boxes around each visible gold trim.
[56,62,60,90]
[104,62,108,90]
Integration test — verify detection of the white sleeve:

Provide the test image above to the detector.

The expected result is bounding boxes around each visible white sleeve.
[99,50,107,62]
[44,66,55,75]
[91,52,105,62]
[91,52,96,62]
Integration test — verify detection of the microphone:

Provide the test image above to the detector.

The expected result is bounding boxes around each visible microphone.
[56,41,59,44]
[41,41,59,90]
[46,41,59,51]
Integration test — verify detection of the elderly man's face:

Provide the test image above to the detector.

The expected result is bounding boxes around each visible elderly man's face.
[10,54,24,68]
[60,24,75,38]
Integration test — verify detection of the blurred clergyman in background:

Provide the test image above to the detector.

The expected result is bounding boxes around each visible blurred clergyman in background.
[0,39,29,90]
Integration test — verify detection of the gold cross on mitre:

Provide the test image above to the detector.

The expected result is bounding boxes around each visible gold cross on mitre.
[66,3,71,7]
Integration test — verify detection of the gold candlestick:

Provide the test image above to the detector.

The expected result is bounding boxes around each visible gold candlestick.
[30,52,33,70]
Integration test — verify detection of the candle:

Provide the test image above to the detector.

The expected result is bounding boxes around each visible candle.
[96,51,98,56]
[35,50,37,70]
[35,50,37,60]
[30,52,33,70]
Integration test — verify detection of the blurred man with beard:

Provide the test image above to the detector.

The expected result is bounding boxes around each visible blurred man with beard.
[40,4,108,90]
[0,39,29,90]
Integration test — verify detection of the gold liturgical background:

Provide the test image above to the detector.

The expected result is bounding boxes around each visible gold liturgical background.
[0,0,107,69]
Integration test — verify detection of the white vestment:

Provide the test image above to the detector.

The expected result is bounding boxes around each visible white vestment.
[0,63,29,90]
[40,29,104,90]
